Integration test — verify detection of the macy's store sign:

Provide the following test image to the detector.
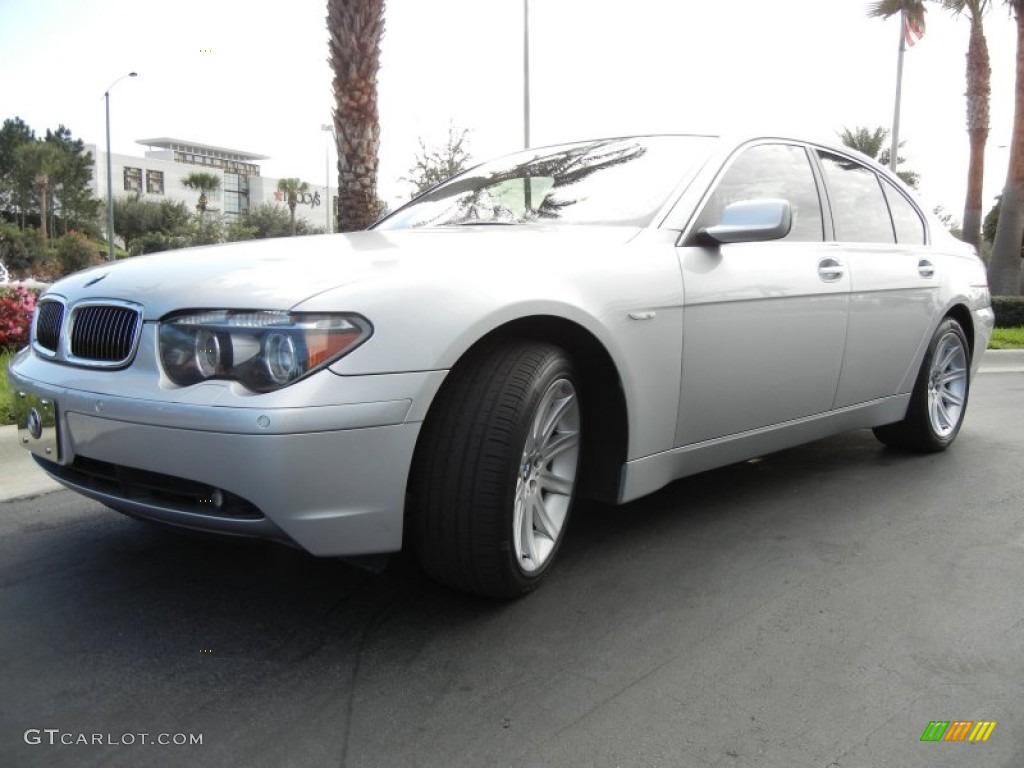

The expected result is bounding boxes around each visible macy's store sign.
[273,189,322,208]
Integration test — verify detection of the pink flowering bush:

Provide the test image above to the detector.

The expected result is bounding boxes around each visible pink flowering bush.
[0,286,38,351]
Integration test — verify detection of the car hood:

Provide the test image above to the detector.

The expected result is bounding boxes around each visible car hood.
[45,226,643,319]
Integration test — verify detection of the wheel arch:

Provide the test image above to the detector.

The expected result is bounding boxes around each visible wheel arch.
[943,302,975,361]
[410,315,629,505]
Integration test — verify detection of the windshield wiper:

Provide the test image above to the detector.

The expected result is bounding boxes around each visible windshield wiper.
[454,220,520,226]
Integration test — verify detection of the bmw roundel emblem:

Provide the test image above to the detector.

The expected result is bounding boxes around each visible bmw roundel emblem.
[26,408,43,440]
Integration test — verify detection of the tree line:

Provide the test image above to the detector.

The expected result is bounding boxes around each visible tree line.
[0,116,332,280]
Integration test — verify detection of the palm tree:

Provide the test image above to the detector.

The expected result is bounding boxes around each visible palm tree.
[276,177,310,235]
[939,0,992,250]
[327,0,385,231]
[989,0,1024,295]
[839,126,920,187]
[181,172,221,218]
[14,141,64,243]
[840,126,890,159]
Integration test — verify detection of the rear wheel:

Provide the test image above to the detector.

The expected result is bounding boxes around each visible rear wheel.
[872,318,970,452]
[410,341,581,599]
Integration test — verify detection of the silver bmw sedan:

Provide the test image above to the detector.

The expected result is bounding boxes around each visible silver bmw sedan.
[9,134,994,598]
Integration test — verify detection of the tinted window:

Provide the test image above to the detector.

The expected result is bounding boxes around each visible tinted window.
[692,143,823,242]
[881,179,926,244]
[818,152,895,243]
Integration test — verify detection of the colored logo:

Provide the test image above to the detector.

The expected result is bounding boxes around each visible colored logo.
[920,720,997,742]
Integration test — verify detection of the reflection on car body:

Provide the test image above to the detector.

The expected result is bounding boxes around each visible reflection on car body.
[8,134,994,598]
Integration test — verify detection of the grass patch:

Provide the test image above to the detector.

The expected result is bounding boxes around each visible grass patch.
[0,348,16,426]
[989,327,1024,350]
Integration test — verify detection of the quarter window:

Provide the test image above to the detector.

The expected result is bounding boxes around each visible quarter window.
[692,143,823,242]
[881,179,926,244]
[818,152,895,243]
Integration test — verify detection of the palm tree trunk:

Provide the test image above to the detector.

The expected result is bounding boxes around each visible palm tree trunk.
[328,0,385,232]
[963,139,985,249]
[989,2,1024,295]
[962,15,991,250]
[37,176,49,244]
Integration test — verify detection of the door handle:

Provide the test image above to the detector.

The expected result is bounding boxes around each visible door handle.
[918,259,936,279]
[817,258,845,282]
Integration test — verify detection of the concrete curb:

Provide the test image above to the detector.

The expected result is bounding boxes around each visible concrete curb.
[2,350,1023,504]
[0,424,62,502]
[978,348,1024,373]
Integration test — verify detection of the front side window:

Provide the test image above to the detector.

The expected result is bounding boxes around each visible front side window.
[691,143,824,242]
[375,136,714,229]
[818,152,895,243]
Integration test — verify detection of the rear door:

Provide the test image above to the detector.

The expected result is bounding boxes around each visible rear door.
[814,150,938,407]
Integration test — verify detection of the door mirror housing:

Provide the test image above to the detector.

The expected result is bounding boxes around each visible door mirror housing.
[699,198,792,244]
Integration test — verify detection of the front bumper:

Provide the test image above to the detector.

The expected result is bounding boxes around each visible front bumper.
[9,348,446,557]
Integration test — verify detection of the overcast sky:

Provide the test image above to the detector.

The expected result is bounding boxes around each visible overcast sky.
[0,0,1017,218]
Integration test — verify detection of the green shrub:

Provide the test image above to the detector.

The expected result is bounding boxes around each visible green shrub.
[0,221,30,274]
[992,296,1024,328]
[0,223,51,278]
[56,231,101,275]
[132,231,191,255]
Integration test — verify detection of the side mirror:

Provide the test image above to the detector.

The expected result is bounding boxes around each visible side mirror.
[699,198,792,244]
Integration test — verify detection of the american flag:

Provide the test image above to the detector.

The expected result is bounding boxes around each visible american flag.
[904,11,925,47]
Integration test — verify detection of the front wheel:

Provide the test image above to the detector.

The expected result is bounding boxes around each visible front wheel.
[873,317,970,452]
[410,341,581,599]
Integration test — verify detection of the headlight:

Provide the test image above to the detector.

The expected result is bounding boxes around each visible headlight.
[158,310,372,392]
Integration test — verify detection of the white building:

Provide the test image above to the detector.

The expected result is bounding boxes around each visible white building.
[89,138,336,232]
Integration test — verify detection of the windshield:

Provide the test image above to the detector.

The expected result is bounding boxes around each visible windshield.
[375,136,714,230]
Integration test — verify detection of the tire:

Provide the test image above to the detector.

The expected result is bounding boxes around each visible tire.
[872,317,970,453]
[410,340,581,599]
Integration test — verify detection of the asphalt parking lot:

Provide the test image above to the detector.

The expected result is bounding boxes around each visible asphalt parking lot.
[0,363,1022,768]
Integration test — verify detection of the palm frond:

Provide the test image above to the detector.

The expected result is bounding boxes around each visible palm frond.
[867,0,904,18]
[867,0,927,25]
[941,0,990,19]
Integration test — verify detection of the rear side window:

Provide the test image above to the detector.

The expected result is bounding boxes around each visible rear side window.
[692,143,824,242]
[817,151,895,243]
[881,179,926,244]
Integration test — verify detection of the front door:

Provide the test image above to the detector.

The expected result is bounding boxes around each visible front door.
[675,142,850,446]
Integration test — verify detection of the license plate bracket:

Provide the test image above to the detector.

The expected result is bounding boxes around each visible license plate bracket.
[15,389,61,462]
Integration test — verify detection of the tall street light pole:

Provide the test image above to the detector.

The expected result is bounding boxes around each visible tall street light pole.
[321,124,335,233]
[523,0,530,150]
[104,71,137,260]
[888,13,906,172]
